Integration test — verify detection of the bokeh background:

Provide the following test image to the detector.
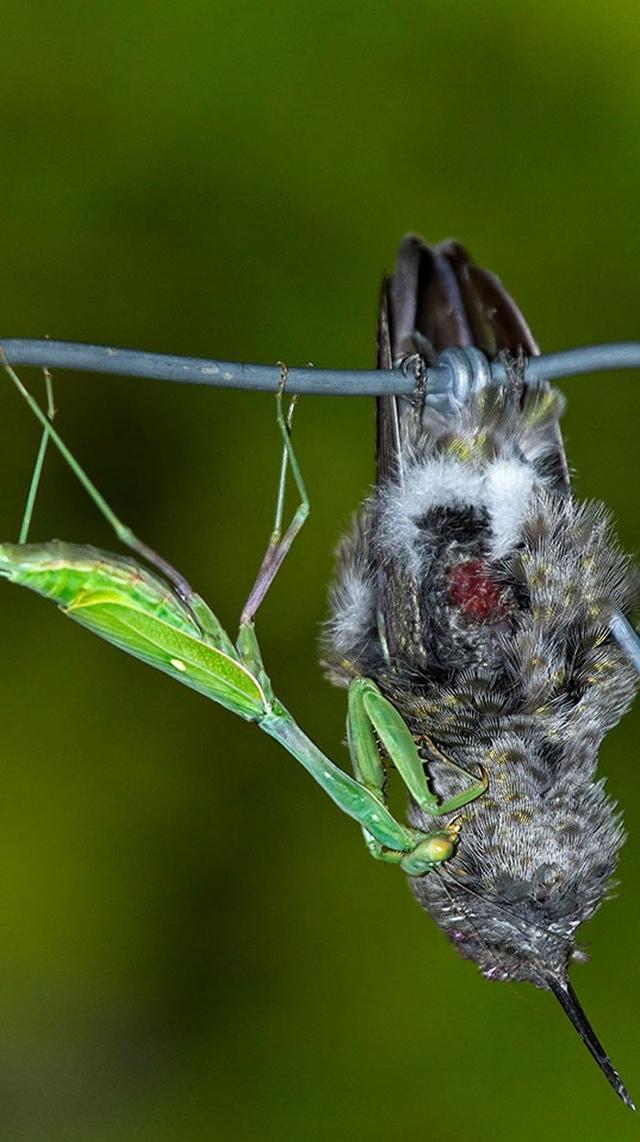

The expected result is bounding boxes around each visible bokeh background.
[1,2,639,1139]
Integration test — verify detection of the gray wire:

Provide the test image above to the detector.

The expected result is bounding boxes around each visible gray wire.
[493,342,640,385]
[2,336,639,671]
[0,339,409,395]
[2,339,640,396]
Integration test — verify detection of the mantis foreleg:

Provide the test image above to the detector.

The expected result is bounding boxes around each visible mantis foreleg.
[346,678,488,875]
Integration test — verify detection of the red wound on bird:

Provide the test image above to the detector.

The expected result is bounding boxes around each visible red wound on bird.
[448,559,505,621]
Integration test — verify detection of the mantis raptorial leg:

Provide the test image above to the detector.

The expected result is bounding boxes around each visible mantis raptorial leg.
[346,678,488,874]
[0,362,486,874]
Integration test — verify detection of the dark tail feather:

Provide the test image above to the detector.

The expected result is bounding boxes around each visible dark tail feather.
[376,233,570,493]
[375,278,402,486]
[384,234,539,361]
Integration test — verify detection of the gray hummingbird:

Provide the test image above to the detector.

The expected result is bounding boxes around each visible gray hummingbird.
[323,234,638,1108]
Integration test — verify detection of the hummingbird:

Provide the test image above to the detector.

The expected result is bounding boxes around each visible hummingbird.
[323,234,638,1108]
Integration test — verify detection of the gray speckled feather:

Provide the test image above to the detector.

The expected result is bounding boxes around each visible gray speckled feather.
[323,235,639,1106]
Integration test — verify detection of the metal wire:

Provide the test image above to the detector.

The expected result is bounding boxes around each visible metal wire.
[2,335,639,668]
[0,339,408,395]
[2,338,640,396]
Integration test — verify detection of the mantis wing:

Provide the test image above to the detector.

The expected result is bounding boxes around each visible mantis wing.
[0,541,268,722]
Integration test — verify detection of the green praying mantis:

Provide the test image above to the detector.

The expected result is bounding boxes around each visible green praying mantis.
[0,361,487,878]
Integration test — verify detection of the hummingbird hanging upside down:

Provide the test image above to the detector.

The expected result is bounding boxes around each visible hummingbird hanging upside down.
[324,234,638,1108]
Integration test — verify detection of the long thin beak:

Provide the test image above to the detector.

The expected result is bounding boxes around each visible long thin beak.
[547,975,635,1110]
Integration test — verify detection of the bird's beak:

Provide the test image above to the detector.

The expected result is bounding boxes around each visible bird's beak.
[547,974,634,1110]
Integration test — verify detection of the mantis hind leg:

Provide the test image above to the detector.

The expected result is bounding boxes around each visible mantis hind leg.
[0,354,210,624]
[18,368,55,543]
[241,365,309,624]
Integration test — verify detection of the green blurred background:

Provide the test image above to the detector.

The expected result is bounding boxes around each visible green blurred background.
[1,1,639,1138]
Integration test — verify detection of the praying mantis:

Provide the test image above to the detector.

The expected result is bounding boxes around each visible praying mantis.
[0,361,487,879]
